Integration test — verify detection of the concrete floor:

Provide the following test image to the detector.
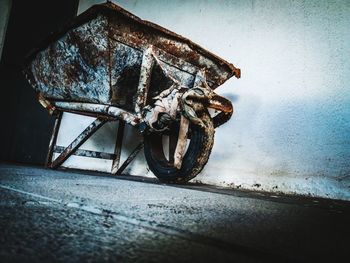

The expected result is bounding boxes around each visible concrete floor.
[0,164,349,263]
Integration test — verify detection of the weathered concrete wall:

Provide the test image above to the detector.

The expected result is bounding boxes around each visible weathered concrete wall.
[61,0,350,200]
[0,0,11,62]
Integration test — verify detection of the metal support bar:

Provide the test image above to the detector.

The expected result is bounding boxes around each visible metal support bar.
[53,146,116,160]
[115,142,144,175]
[50,118,107,169]
[135,47,154,118]
[169,132,178,164]
[45,112,62,167]
[174,115,189,169]
[111,120,126,174]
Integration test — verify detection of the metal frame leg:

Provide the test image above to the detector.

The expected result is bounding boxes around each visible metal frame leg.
[50,118,107,169]
[111,120,125,174]
[45,112,62,167]
[115,142,144,175]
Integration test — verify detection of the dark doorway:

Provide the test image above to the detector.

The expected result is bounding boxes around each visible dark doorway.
[0,0,79,164]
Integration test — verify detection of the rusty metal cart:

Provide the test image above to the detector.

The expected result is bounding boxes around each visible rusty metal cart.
[24,1,240,183]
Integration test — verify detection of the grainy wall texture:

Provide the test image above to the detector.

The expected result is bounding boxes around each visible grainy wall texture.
[56,0,350,200]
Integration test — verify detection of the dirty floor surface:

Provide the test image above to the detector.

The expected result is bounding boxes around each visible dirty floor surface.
[0,164,349,263]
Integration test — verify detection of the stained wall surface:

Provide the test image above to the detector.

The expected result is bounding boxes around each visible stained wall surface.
[61,0,350,200]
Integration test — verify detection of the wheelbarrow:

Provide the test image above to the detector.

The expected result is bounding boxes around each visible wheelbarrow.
[23,1,241,183]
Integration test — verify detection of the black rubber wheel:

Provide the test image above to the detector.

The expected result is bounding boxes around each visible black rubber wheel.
[144,111,214,183]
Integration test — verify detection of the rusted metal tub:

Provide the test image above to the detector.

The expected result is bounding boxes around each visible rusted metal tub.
[24,1,240,183]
